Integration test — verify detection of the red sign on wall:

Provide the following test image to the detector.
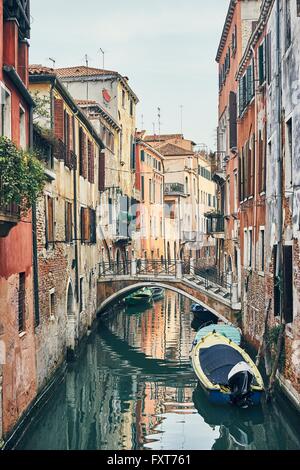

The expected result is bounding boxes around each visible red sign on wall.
[102,89,111,103]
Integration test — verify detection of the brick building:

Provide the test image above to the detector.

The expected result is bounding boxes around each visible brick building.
[215,0,263,303]
[0,0,37,443]
[29,66,104,391]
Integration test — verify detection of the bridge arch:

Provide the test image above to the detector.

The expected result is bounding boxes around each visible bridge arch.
[97,281,230,323]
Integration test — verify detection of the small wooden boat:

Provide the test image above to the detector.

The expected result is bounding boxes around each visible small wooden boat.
[150,287,164,300]
[124,288,153,306]
[193,323,242,346]
[191,332,264,407]
[191,303,217,323]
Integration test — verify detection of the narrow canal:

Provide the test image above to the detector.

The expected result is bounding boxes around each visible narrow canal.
[17,290,300,450]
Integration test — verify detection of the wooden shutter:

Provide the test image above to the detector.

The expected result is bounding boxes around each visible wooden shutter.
[273,246,281,316]
[88,141,95,183]
[90,208,96,244]
[238,153,242,202]
[81,207,90,242]
[98,152,105,192]
[65,202,72,242]
[79,128,87,178]
[283,245,293,323]
[54,98,64,140]
[229,91,237,149]
[250,134,255,197]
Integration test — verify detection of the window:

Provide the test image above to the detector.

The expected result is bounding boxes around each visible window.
[244,230,248,267]
[90,208,96,244]
[258,40,266,86]
[286,118,293,188]
[79,278,84,313]
[49,289,56,317]
[130,136,135,170]
[0,86,11,138]
[141,176,145,201]
[232,24,237,56]
[285,0,292,50]
[229,91,237,149]
[65,201,73,242]
[185,177,189,194]
[141,150,145,162]
[18,273,26,333]
[238,61,254,116]
[153,180,156,204]
[266,32,272,85]
[259,227,265,271]
[88,140,95,183]
[258,125,267,193]
[273,245,281,317]
[249,229,253,268]
[226,178,230,215]
[234,172,238,212]
[297,0,300,16]
[19,106,26,149]
[130,99,133,116]
[165,201,175,219]
[79,127,87,178]
[149,179,152,203]
[283,245,293,323]
[108,197,113,224]
[46,195,54,247]
[98,151,105,192]
[122,90,125,108]
[81,207,90,243]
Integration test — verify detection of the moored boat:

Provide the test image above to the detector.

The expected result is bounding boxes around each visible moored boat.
[124,288,153,306]
[193,323,242,346]
[191,303,217,323]
[149,287,164,300]
[191,332,264,407]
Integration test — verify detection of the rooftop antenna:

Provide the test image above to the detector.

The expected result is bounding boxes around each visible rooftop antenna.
[84,54,89,100]
[48,57,56,69]
[152,122,156,136]
[98,48,106,104]
[157,107,161,139]
[180,105,183,135]
[141,114,144,129]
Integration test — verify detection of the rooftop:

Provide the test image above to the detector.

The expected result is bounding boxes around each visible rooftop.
[56,66,119,79]
[155,143,194,157]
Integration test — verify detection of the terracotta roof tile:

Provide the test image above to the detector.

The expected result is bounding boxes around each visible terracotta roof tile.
[144,134,184,142]
[155,143,194,156]
[56,66,118,79]
[29,64,56,75]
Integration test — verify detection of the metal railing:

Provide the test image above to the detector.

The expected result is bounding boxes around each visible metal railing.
[98,258,232,300]
[164,183,185,195]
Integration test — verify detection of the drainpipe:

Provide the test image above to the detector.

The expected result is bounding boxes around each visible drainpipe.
[251,44,258,272]
[30,105,40,328]
[72,115,79,303]
[275,0,283,313]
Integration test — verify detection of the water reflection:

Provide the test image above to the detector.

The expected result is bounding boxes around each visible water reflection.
[16,291,300,450]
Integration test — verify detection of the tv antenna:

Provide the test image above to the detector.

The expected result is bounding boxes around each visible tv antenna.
[48,57,56,68]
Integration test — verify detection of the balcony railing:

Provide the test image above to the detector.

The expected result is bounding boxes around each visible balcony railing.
[182,231,197,242]
[164,183,185,195]
[0,199,20,237]
[205,212,225,234]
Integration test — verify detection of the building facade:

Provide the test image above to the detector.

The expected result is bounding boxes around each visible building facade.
[29,66,104,390]
[56,66,139,263]
[215,0,263,300]
[135,135,165,262]
[0,0,37,443]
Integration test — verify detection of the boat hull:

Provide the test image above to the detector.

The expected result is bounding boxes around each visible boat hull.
[205,388,263,406]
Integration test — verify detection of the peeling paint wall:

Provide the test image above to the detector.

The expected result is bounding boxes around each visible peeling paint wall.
[265,0,300,403]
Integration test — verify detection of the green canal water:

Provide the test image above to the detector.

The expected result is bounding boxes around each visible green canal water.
[17,290,300,450]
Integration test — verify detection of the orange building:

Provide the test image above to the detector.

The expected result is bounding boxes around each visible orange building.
[214,0,262,301]
[236,11,268,344]
[135,134,165,262]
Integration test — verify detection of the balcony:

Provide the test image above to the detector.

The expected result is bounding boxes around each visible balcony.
[211,152,227,183]
[4,0,31,39]
[0,201,20,237]
[182,231,197,242]
[205,212,225,238]
[164,183,185,196]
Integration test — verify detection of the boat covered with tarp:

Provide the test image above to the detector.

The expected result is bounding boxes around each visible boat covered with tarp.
[191,332,264,407]
[193,323,242,346]
[124,288,153,306]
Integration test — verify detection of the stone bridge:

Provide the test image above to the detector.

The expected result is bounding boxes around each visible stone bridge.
[97,259,241,324]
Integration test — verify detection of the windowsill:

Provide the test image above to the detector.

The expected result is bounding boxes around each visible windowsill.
[258,271,265,277]
[259,191,266,197]
[19,331,26,339]
[285,327,293,340]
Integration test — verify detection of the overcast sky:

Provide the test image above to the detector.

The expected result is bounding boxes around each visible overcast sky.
[29,0,229,150]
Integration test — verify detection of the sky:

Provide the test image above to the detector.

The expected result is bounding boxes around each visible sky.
[29,0,229,150]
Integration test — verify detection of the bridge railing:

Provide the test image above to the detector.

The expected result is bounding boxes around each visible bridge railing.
[98,258,232,299]
[136,259,177,276]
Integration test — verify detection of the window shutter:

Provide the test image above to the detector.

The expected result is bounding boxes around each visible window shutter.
[250,134,255,196]
[229,91,237,149]
[90,208,96,244]
[273,246,281,316]
[98,152,105,192]
[283,245,293,323]
[54,98,64,140]
[79,128,87,178]
[258,43,264,85]
[47,196,54,243]
[80,207,85,241]
[238,153,242,202]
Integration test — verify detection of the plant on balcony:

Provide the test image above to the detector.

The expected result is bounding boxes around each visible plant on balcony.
[0,137,46,212]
